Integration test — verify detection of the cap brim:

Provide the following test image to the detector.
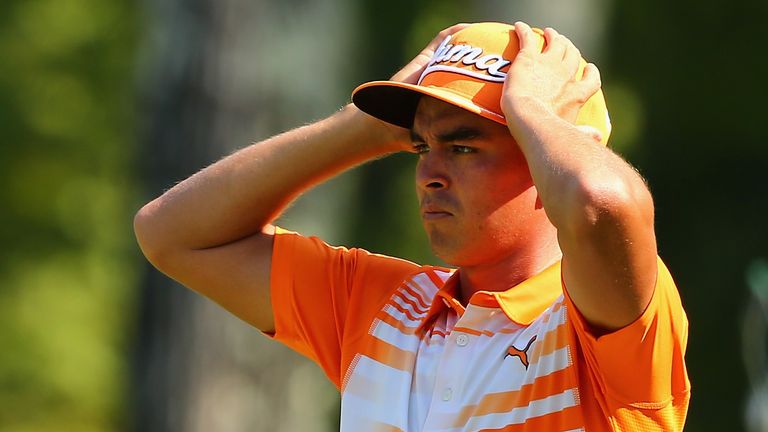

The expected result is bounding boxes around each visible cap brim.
[352,80,506,129]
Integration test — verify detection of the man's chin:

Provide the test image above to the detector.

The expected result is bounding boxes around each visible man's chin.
[426,231,484,267]
[429,242,474,268]
[428,240,458,266]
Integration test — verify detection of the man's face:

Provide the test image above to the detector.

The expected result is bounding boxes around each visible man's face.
[412,96,541,267]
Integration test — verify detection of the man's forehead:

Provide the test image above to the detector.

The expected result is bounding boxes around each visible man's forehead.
[412,96,506,137]
[413,96,484,129]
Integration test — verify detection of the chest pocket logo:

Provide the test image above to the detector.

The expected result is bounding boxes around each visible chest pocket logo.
[505,335,537,369]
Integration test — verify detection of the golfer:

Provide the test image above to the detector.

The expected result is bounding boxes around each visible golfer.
[135,21,690,431]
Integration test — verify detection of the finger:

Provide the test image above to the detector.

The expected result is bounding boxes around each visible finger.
[390,61,424,83]
[562,42,581,77]
[514,21,537,54]
[434,23,471,42]
[578,63,602,100]
[423,23,471,58]
[426,23,472,57]
[543,27,566,59]
[556,32,578,60]
[391,23,470,83]
[581,62,602,87]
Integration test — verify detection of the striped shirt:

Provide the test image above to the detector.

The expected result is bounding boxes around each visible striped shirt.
[269,228,690,431]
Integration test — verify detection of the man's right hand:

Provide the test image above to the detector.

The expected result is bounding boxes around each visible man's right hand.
[372,23,471,151]
[390,23,470,85]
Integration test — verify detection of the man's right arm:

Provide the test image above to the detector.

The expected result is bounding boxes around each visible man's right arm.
[133,23,468,334]
[133,105,404,333]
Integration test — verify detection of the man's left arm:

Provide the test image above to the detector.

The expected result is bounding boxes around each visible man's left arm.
[502,22,658,332]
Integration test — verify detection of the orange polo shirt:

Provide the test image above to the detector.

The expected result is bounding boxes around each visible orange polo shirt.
[269,228,690,431]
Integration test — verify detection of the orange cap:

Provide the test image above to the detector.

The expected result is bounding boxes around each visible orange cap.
[352,22,611,145]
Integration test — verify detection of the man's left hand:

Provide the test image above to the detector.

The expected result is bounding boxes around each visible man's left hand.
[501,22,601,128]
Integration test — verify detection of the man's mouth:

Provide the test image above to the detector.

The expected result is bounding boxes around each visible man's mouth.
[420,204,453,220]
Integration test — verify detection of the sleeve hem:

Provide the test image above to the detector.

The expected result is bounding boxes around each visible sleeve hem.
[607,388,691,410]
[269,227,299,347]
[564,257,689,405]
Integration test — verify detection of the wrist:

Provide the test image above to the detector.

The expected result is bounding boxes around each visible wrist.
[502,97,553,134]
[344,103,410,154]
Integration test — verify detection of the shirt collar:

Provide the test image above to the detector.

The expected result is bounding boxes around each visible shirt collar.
[418,262,563,331]
[416,270,463,334]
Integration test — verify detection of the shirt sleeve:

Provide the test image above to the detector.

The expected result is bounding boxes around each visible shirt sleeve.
[268,227,420,388]
[564,257,691,408]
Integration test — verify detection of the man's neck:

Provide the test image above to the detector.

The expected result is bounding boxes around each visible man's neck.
[457,232,562,304]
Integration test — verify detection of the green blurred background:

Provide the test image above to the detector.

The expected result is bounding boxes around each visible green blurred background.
[1,0,766,431]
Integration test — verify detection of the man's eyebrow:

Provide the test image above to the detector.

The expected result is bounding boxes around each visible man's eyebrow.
[410,126,484,143]
[437,126,483,143]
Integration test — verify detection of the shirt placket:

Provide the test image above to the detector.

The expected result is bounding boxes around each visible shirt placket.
[422,294,472,430]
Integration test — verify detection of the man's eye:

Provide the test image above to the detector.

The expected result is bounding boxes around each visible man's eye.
[452,145,475,154]
[413,143,429,154]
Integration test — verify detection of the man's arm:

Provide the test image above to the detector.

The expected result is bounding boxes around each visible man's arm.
[502,23,658,332]
[133,24,469,333]
[134,106,400,332]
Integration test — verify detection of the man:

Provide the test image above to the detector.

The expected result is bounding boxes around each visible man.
[134,22,690,431]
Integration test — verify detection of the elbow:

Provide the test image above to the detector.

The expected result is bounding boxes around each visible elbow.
[133,202,172,270]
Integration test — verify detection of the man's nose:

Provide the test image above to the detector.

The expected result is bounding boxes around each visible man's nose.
[415,152,449,191]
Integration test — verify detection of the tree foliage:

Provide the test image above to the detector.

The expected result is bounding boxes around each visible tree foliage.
[0,0,138,429]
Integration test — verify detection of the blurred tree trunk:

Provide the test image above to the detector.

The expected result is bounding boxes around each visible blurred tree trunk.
[133,0,353,431]
[133,0,216,429]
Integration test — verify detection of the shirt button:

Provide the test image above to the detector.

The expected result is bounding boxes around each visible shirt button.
[442,387,453,401]
[456,334,469,347]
